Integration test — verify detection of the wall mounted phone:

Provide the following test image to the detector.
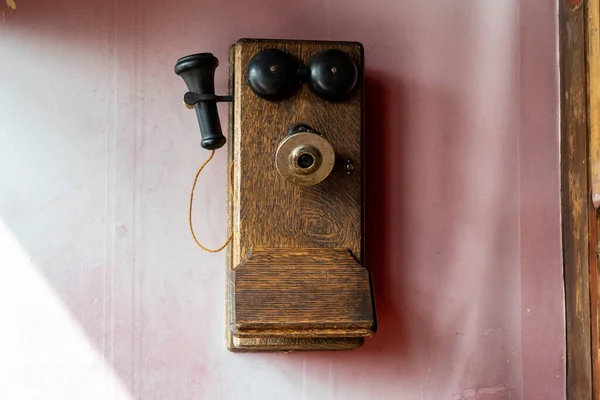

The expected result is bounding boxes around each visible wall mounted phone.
[175,39,376,352]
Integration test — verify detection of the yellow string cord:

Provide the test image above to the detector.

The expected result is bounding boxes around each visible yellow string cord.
[188,149,234,253]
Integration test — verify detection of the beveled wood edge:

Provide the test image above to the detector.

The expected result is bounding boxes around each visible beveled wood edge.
[230,327,375,338]
[230,336,364,353]
[234,38,365,52]
[225,43,236,352]
[236,247,364,267]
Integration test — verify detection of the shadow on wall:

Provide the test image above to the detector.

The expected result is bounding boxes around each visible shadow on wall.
[274,72,439,385]
[274,62,519,396]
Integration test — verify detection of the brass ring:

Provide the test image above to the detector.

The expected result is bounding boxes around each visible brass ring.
[275,131,335,186]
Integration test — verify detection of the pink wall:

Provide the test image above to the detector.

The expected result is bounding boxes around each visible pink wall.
[0,0,564,399]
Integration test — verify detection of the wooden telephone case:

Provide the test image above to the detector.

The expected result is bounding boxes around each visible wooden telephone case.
[177,39,377,352]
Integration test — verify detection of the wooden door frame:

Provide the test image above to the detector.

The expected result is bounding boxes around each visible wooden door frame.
[561,0,599,398]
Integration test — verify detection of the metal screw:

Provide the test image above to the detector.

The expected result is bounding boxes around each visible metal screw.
[270,65,277,72]
[345,159,354,175]
[331,67,337,74]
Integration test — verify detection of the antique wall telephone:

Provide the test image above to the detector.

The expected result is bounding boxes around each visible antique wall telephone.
[175,39,376,351]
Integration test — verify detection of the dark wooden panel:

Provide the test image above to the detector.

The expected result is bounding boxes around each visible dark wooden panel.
[592,213,599,400]
[231,39,363,267]
[587,0,600,397]
[225,39,375,352]
[560,0,592,398]
[231,248,375,338]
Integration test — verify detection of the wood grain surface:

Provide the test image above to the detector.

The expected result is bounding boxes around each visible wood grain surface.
[225,39,375,352]
[588,0,600,210]
[588,0,600,396]
[231,337,364,352]
[231,39,364,267]
[592,211,599,400]
[231,248,375,337]
[560,1,593,398]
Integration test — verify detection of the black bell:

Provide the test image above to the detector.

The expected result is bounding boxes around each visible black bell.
[308,49,358,101]
[247,49,301,100]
